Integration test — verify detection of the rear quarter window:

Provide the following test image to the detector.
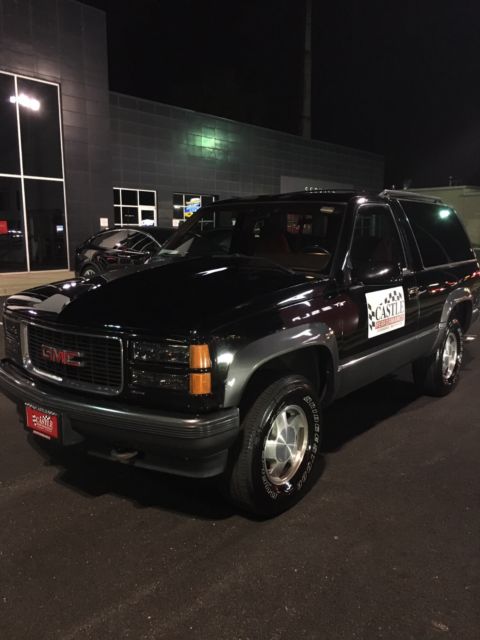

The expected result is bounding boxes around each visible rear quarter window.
[91,230,129,249]
[400,201,474,267]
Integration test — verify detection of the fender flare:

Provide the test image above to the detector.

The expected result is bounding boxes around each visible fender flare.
[222,323,338,407]
[434,287,473,349]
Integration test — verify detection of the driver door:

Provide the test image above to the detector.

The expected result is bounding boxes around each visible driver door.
[338,203,419,394]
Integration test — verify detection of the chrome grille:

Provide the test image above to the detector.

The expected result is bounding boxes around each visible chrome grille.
[26,323,123,395]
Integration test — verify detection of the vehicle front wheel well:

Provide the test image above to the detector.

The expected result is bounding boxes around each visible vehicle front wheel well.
[238,346,334,417]
[80,263,98,276]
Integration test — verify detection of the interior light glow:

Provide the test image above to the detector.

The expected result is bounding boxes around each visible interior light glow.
[439,209,451,219]
[10,93,41,111]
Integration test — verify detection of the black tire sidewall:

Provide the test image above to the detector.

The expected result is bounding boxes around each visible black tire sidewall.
[247,379,322,514]
[81,265,98,278]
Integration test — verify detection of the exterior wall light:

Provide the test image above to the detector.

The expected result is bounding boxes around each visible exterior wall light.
[9,93,41,111]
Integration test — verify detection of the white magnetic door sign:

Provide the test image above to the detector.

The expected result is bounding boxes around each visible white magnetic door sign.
[366,286,406,338]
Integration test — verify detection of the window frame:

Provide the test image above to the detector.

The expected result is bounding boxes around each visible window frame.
[161,200,346,275]
[113,187,157,227]
[346,203,408,276]
[400,201,475,270]
[172,192,218,228]
[0,70,68,273]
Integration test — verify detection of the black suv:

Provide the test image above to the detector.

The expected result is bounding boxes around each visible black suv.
[1,190,479,516]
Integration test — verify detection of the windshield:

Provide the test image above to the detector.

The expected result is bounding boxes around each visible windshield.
[159,201,346,273]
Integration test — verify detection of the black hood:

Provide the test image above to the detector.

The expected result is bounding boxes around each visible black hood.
[5,256,317,336]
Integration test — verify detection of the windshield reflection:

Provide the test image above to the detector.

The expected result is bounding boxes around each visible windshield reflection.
[159,202,345,273]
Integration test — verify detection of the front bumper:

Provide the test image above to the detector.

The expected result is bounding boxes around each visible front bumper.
[0,359,240,478]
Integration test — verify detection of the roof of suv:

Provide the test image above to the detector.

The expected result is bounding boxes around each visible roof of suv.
[214,191,357,205]
[213,189,444,206]
[379,189,443,204]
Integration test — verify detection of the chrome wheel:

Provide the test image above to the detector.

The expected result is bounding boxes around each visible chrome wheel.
[442,331,458,380]
[262,404,309,486]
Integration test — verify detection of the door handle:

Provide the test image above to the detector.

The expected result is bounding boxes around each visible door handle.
[407,286,419,300]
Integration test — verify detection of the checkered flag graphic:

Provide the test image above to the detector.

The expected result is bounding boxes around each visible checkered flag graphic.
[367,289,403,332]
[384,290,403,304]
[367,302,376,332]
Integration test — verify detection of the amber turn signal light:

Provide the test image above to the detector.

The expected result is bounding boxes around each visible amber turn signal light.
[189,344,212,395]
[189,372,212,395]
[189,344,211,369]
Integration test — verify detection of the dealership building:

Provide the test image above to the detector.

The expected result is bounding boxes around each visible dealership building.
[0,0,384,274]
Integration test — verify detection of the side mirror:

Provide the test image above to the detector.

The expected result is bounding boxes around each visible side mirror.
[352,261,402,286]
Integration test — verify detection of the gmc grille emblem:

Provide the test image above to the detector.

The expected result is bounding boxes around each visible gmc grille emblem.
[41,344,85,368]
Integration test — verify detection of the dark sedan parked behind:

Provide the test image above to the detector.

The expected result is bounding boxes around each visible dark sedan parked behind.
[75,227,174,278]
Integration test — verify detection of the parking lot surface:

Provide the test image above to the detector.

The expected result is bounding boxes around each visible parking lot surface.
[0,322,479,640]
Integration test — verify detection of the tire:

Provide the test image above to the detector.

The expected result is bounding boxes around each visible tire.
[225,375,323,517]
[412,317,464,397]
[81,264,99,278]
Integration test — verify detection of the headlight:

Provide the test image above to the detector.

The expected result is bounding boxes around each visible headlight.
[129,341,212,395]
[131,340,189,364]
[130,369,188,391]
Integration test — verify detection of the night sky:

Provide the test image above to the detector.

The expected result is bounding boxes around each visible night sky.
[85,0,480,189]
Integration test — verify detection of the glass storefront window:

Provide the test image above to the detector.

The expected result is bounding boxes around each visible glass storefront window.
[139,191,155,206]
[172,193,218,227]
[0,177,27,271]
[25,180,67,270]
[122,207,138,225]
[122,189,138,206]
[18,78,63,178]
[113,188,157,226]
[0,74,20,175]
[0,71,68,272]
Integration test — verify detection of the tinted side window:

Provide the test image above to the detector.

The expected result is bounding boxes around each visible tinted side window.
[92,230,129,249]
[118,231,141,249]
[123,232,157,252]
[401,201,473,267]
[139,238,160,253]
[350,205,405,270]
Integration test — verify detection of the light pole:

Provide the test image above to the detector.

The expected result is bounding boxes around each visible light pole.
[301,0,312,139]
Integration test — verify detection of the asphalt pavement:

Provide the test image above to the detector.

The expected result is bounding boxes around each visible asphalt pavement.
[0,319,479,640]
